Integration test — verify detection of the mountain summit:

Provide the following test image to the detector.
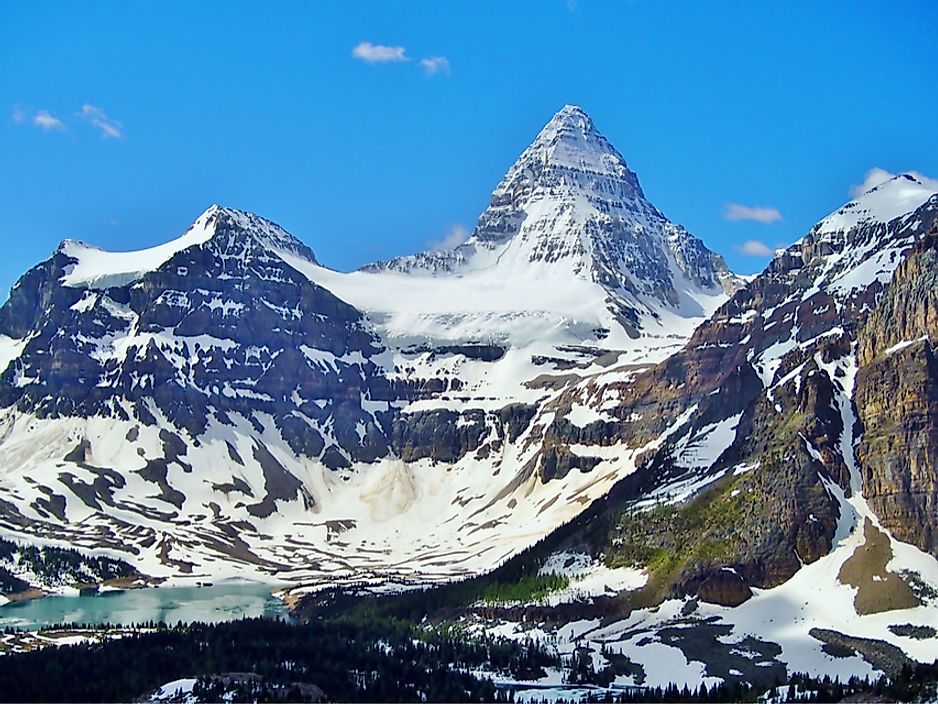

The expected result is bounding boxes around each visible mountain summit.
[364,105,741,346]
[485,103,646,207]
[56,205,318,291]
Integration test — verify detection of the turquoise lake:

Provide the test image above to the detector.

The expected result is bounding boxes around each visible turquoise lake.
[0,582,288,630]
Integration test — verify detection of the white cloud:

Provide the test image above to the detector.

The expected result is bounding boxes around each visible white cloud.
[420,56,450,76]
[80,104,124,139]
[32,109,65,131]
[11,105,26,124]
[737,239,774,257]
[429,224,470,251]
[723,203,782,224]
[908,170,938,190]
[849,167,895,198]
[849,167,938,198]
[352,42,409,64]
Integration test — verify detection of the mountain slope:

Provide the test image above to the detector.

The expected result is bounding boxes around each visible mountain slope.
[0,205,392,463]
[453,174,938,687]
[536,172,938,587]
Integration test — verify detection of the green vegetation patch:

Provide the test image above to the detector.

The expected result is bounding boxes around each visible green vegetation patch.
[606,473,755,601]
[480,572,569,604]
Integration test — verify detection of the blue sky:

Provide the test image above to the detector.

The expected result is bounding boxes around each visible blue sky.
[2,1,937,297]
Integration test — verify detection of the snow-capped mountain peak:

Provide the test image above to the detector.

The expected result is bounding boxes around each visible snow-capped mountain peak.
[817,172,938,236]
[361,105,741,347]
[471,104,649,248]
[197,205,319,264]
[504,103,644,195]
[57,205,317,290]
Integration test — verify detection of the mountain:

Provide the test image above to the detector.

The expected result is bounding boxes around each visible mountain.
[1,106,938,690]
[543,171,938,584]
[348,105,742,358]
[0,205,394,464]
[438,172,938,687]
[0,205,422,581]
[0,107,742,591]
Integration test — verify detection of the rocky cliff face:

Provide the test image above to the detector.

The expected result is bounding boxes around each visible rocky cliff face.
[855,227,938,555]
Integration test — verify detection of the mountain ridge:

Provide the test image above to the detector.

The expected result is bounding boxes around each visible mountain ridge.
[0,106,937,689]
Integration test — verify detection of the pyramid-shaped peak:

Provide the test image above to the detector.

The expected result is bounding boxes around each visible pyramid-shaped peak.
[365,105,740,311]
[536,104,604,144]
[498,105,644,203]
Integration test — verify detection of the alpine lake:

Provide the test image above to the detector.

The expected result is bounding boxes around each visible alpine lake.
[0,581,288,631]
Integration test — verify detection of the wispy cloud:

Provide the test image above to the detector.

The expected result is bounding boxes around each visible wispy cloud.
[429,224,470,251]
[352,43,450,76]
[352,42,409,64]
[737,239,775,257]
[80,104,124,139]
[12,105,65,131]
[420,56,451,76]
[906,170,938,190]
[723,203,782,224]
[32,109,65,132]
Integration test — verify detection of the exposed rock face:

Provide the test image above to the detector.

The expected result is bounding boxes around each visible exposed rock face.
[808,628,913,677]
[855,230,938,555]
[544,186,938,601]
[693,569,753,607]
[0,206,397,469]
[391,409,488,463]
